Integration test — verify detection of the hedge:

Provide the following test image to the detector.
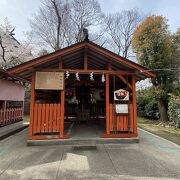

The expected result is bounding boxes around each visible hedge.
[168,95,180,128]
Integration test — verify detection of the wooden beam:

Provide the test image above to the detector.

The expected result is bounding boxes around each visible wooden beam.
[132,76,137,134]
[35,68,136,75]
[28,70,35,139]
[105,73,110,134]
[117,75,132,90]
[108,61,112,70]
[59,57,63,68]
[84,46,88,70]
[101,133,138,138]
[29,134,70,140]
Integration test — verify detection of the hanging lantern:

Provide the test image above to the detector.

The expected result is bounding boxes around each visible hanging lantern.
[65,71,70,79]
[101,74,105,83]
[76,72,80,81]
[90,72,94,81]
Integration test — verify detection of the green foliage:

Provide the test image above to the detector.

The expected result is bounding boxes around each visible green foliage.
[132,15,175,87]
[137,88,159,119]
[172,84,180,96]
[168,95,180,128]
[132,16,180,122]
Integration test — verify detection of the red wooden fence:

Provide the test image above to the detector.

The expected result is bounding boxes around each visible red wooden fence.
[31,103,61,135]
[109,104,134,133]
[0,107,23,126]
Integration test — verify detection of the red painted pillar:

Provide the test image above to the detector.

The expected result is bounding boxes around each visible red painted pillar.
[132,76,137,135]
[29,71,35,139]
[60,89,65,138]
[105,73,110,134]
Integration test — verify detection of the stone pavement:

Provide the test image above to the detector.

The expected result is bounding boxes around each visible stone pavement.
[0,128,180,179]
[0,121,28,140]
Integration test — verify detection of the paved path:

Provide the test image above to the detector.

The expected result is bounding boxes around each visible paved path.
[0,128,179,180]
[0,121,28,140]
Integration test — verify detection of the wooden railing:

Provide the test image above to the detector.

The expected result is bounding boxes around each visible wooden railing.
[109,104,134,133]
[32,103,61,135]
[0,107,23,126]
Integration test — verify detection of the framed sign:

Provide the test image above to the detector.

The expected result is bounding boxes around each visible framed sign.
[114,89,129,101]
[35,72,64,90]
[115,104,128,114]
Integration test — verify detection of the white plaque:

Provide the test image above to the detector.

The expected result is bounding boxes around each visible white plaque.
[115,104,128,114]
[35,72,64,90]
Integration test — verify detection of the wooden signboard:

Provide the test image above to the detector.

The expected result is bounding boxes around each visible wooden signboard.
[35,72,64,90]
[114,89,129,101]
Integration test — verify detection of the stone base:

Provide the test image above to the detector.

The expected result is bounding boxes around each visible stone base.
[27,137,139,146]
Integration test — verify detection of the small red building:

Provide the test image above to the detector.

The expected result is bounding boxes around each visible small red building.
[8,40,155,140]
[0,68,25,126]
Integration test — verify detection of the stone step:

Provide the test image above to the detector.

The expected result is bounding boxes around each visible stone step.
[27,137,139,146]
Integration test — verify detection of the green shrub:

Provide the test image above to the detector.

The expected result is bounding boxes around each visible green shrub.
[168,95,180,128]
[137,88,159,119]
[172,84,180,96]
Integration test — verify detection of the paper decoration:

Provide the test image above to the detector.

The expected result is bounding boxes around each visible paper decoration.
[101,74,105,83]
[65,71,70,79]
[90,72,94,81]
[76,72,80,81]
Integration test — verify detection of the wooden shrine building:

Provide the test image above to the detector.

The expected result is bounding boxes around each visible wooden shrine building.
[0,68,25,126]
[8,40,155,140]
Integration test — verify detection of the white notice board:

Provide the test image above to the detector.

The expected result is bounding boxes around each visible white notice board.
[115,104,128,114]
[35,72,64,90]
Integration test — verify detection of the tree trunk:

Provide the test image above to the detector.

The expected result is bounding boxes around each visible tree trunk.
[158,99,169,122]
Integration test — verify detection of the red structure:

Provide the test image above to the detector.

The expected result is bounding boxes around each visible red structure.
[0,69,25,126]
[8,40,155,140]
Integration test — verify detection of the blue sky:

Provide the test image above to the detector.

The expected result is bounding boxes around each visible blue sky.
[0,0,180,41]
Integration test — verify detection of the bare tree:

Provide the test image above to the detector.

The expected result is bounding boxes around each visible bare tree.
[29,0,70,51]
[29,0,103,51]
[104,9,142,58]
[69,0,103,43]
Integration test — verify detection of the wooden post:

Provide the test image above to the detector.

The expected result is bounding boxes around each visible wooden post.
[132,76,137,135]
[29,70,35,139]
[59,57,63,69]
[3,101,7,125]
[3,100,6,110]
[21,101,24,120]
[105,73,110,134]
[59,58,66,138]
[84,46,88,70]
[60,89,65,137]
